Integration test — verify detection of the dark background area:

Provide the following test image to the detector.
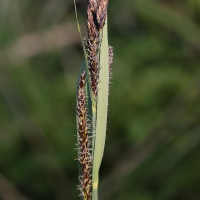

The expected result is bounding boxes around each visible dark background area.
[0,0,200,200]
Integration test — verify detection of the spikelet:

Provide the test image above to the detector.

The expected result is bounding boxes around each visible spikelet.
[88,0,98,13]
[77,71,92,200]
[85,1,99,99]
[85,0,109,99]
[108,45,113,68]
[96,0,109,30]
[108,45,113,94]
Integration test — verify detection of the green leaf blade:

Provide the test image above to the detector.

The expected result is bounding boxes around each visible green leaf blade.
[92,17,109,200]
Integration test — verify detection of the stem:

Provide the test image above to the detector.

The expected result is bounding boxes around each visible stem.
[92,184,98,200]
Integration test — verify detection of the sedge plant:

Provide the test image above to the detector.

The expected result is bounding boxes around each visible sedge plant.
[75,0,113,200]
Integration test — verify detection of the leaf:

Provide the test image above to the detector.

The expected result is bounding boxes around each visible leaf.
[92,17,109,200]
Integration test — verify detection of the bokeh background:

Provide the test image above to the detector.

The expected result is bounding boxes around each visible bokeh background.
[0,0,200,200]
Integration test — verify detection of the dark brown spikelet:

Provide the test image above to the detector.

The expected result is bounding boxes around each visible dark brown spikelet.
[77,71,92,200]
[108,45,113,79]
[108,46,113,94]
[108,45,113,68]
[85,0,101,99]
[85,0,109,99]
[96,0,109,29]
[88,0,98,13]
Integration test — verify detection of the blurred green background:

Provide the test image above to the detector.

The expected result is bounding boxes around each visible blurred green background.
[0,0,200,200]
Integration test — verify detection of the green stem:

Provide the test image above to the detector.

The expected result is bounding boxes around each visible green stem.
[92,182,98,200]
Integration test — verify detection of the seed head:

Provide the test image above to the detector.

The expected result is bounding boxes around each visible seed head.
[108,45,113,68]
[77,71,92,200]
[96,0,109,29]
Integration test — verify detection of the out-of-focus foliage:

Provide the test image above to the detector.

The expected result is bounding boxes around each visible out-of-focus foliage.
[0,0,200,200]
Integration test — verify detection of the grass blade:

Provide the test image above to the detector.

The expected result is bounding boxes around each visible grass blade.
[92,17,109,200]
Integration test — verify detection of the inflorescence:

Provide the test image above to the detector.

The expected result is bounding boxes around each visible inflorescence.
[85,0,110,99]
[77,71,93,200]
[76,1,113,199]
